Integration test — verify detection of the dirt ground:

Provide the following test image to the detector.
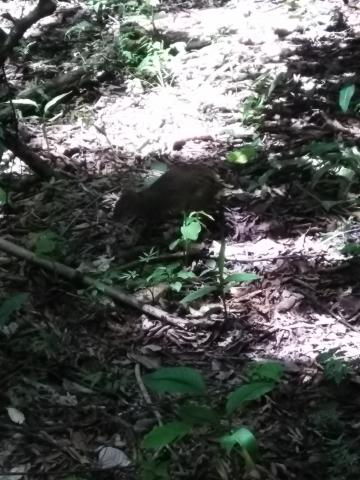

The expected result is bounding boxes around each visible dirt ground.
[1,0,360,478]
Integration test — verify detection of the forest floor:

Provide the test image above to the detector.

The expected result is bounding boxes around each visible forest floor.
[1,0,360,478]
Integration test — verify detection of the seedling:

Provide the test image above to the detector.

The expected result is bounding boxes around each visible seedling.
[138,362,284,478]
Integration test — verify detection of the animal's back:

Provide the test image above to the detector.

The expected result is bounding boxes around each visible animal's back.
[114,165,220,221]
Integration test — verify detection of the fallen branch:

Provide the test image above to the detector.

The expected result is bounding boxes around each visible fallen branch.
[3,129,58,180]
[0,237,188,328]
[0,0,57,63]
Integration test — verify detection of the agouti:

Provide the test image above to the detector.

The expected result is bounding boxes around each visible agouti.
[113,165,221,222]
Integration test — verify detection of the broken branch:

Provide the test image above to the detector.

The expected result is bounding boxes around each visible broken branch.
[0,237,188,328]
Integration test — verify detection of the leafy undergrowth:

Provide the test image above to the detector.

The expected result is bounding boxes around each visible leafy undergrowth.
[1,0,360,478]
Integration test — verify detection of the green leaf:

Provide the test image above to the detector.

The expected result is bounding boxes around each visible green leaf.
[181,218,202,241]
[220,427,258,469]
[308,141,339,155]
[220,427,258,456]
[226,382,275,414]
[246,361,284,382]
[0,187,8,206]
[169,239,180,251]
[143,367,206,395]
[224,272,260,284]
[339,84,355,113]
[142,422,191,449]
[176,270,195,280]
[5,98,39,109]
[320,200,341,212]
[178,404,221,426]
[140,459,170,480]
[0,293,29,327]
[44,91,72,115]
[170,281,182,292]
[226,145,258,165]
[33,231,59,256]
[342,242,360,256]
[180,285,217,304]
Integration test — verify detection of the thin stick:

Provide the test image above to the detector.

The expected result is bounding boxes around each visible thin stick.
[0,237,188,328]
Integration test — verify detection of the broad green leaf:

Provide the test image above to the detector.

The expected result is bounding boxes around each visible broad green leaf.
[339,84,355,113]
[0,293,29,327]
[224,272,260,284]
[180,285,217,304]
[220,427,258,469]
[336,166,355,181]
[308,141,339,155]
[169,239,180,251]
[246,361,284,382]
[144,367,206,395]
[226,382,275,414]
[181,219,202,241]
[5,98,39,109]
[33,231,59,256]
[342,242,360,255]
[220,427,258,456]
[178,404,221,426]
[142,422,191,449]
[0,187,8,206]
[176,270,195,280]
[44,91,72,115]
[170,281,182,292]
[226,145,258,165]
[150,161,168,173]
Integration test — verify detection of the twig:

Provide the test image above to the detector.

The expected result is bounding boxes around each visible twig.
[2,129,57,180]
[134,364,184,473]
[0,237,188,328]
[134,363,162,426]
[0,0,57,63]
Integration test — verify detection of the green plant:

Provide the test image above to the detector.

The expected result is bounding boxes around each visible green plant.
[29,325,63,357]
[301,140,360,201]
[116,32,171,84]
[309,404,343,437]
[240,71,284,125]
[169,211,211,253]
[338,84,356,113]
[144,262,195,293]
[241,92,266,124]
[342,242,360,256]
[226,141,261,165]
[89,258,195,296]
[81,368,128,393]
[317,349,351,385]
[41,92,73,151]
[326,438,359,480]
[29,230,65,259]
[180,238,259,306]
[0,293,29,328]
[4,93,72,152]
[86,0,133,20]
[65,20,95,40]
[139,363,284,478]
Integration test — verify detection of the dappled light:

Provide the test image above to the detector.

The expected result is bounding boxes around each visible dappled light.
[1,0,360,478]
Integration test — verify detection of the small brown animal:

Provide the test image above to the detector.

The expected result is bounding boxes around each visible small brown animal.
[113,165,221,222]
